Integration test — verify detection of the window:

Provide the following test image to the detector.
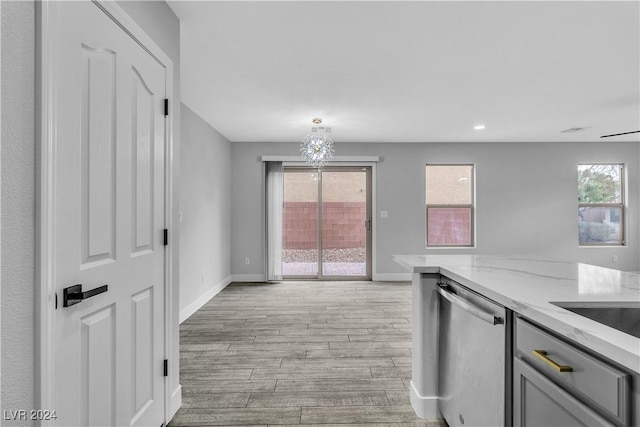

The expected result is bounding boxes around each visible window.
[425,164,474,247]
[578,164,624,246]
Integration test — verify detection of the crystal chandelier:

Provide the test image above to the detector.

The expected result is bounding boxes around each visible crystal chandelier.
[300,118,334,168]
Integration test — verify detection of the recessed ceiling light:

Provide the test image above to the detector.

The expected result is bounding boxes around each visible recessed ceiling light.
[474,124,486,130]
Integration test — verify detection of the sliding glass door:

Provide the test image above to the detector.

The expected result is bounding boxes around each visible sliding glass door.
[282,169,319,277]
[282,166,371,280]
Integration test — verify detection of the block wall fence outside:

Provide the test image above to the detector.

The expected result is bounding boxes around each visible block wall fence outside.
[427,207,471,245]
[283,202,366,249]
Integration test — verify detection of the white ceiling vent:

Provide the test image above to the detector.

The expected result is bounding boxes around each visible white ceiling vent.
[560,127,587,133]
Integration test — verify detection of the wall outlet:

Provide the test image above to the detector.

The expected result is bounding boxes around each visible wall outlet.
[380,210,389,218]
[245,258,250,265]
[612,255,619,263]
[201,272,204,283]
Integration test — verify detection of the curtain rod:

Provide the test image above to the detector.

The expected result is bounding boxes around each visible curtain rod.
[261,155,380,162]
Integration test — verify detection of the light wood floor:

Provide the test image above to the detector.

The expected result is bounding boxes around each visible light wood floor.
[169,281,446,427]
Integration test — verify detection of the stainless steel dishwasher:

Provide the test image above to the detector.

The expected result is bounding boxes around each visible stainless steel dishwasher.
[438,278,508,427]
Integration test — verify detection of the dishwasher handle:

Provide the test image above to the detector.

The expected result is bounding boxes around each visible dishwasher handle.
[438,285,504,326]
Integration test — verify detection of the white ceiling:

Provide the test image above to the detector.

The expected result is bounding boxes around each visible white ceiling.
[168,1,640,143]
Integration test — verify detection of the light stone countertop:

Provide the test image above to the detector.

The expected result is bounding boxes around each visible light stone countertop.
[393,254,640,373]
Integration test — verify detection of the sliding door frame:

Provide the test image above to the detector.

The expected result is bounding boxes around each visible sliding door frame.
[282,165,372,281]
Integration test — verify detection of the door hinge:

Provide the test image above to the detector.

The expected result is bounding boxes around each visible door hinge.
[163,229,168,246]
[163,359,168,377]
[164,98,169,116]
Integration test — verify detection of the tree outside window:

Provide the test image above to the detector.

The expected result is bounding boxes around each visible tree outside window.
[578,164,624,246]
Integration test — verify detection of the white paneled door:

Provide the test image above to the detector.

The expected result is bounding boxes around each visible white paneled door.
[51,2,166,426]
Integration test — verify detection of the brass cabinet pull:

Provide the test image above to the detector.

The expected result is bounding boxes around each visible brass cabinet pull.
[533,350,573,373]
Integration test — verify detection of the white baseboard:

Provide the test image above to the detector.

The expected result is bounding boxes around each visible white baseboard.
[373,272,412,281]
[168,384,182,421]
[410,380,441,419]
[179,276,232,323]
[231,273,266,282]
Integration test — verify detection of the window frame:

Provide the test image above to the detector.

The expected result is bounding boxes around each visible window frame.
[577,163,625,247]
[425,163,475,248]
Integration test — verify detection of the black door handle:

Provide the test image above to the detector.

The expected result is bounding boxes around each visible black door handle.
[63,284,108,307]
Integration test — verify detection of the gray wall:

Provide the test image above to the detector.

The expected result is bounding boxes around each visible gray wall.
[180,104,231,318]
[231,141,640,278]
[1,0,36,417]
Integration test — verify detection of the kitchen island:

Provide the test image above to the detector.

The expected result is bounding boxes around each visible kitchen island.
[393,254,640,423]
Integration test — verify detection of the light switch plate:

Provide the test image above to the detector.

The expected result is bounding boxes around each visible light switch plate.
[380,210,389,218]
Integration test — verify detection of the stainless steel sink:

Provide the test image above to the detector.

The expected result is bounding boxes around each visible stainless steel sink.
[551,302,640,339]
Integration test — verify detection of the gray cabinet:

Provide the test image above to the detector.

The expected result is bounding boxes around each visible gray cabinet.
[514,358,612,426]
[514,317,630,426]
